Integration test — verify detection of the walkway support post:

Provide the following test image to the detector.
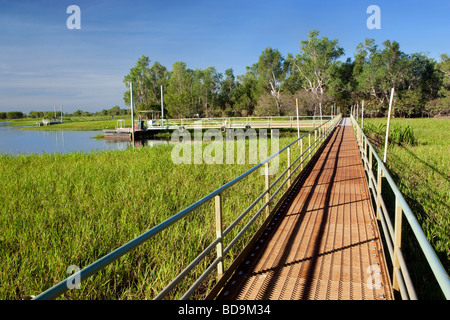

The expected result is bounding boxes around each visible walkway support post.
[264,162,270,218]
[287,147,291,188]
[300,138,304,171]
[296,98,300,143]
[215,194,224,279]
[393,197,403,292]
[308,133,311,160]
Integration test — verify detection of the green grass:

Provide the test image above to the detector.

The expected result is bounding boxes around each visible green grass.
[361,117,449,299]
[0,129,317,300]
[1,116,129,131]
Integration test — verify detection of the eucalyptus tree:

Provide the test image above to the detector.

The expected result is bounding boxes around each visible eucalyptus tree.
[434,53,450,114]
[353,39,443,116]
[233,69,260,116]
[252,47,290,115]
[437,54,450,100]
[192,67,222,117]
[123,55,168,110]
[217,68,237,115]
[165,61,196,118]
[289,30,344,106]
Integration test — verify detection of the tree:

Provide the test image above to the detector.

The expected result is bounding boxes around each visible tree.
[192,67,222,117]
[233,69,260,116]
[165,61,196,118]
[252,47,290,115]
[353,38,383,104]
[429,53,450,115]
[73,109,83,117]
[123,56,168,111]
[327,58,355,113]
[28,111,44,118]
[289,30,344,106]
[354,39,443,116]
[217,68,236,116]
[5,111,25,119]
[148,61,169,107]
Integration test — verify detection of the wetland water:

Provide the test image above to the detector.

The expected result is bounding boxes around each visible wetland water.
[0,123,168,155]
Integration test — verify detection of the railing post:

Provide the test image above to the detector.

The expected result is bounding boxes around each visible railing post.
[287,146,291,188]
[393,197,403,292]
[308,133,311,160]
[300,138,304,171]
[215,194,224,279]
[363,135,367,170]
[376,165,383,221]
[362,129,365,158]
[265,162,270,218]
[319,126,322,145]
[314,129,317,154]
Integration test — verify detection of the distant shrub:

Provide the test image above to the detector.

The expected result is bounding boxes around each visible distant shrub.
[6,111,25,119]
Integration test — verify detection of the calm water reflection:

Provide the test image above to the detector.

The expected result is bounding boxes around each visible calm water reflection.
[0,123,168,155]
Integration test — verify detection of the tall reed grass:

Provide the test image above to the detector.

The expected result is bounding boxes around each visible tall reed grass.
[362,117,449,299]
[0,131,313,299]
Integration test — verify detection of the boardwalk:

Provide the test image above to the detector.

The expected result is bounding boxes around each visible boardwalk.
[213,118,393,300]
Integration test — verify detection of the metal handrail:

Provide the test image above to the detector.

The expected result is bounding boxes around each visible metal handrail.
[33,115,341,300]
[152,115,333,128]
[350,115,450,300]
[155,115,341,300]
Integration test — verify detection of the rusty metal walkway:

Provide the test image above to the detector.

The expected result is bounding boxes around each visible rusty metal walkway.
[212,119,393,300]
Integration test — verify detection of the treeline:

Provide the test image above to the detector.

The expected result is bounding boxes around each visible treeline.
[0,106,130,120]
[123,30,450,118]
[0,111,27,120]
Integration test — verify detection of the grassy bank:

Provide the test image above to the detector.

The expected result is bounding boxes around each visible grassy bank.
[361,117,449,298]
[0,131,316,300]
[5,116,126,131]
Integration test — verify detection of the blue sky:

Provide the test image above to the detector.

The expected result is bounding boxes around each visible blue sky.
[1,0,449,113]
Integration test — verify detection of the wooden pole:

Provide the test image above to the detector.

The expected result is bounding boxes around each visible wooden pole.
[384,88,395,163]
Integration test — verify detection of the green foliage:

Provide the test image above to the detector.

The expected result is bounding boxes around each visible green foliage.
[363,121,416,146]
[118,31,449,119]
[123,55,168,111]
[389,124,416,146]
[1,111,26,119]
[289,30,344,104]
